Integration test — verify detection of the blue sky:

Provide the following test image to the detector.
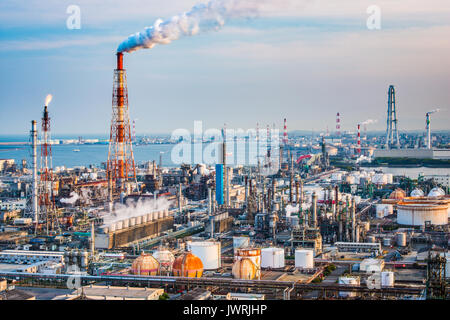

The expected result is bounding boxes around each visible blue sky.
[0,0,449,135]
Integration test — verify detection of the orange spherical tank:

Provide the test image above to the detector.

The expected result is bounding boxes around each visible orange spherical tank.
[232,258,257,280]
[172,252,203,278]
[131,253,160,276]
[389,188,406,200]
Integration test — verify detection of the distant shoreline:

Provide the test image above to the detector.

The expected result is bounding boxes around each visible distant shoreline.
[0,142,28,146]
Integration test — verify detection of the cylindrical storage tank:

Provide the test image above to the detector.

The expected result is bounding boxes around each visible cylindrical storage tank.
[376,204,393,218]
[261,248,285,269]
[383,238,391,247]
[164,209,169,217]
[295,249,314,269]
[153,250,175,274]
[152,211,158,220]
[158,210,164,219]
[396,233,407,247]
[366,235,376,243]
[189,241,221,270]
[147,213,153,222]
[129,217,136,227]
[235,248,261,278]
[135,216,142,225]
[232,258,257,280]
[122,219,129,229]
[141,214,148,224]
[386,174,393,184]
[338,276,360,298]
[116,220,123,231]
[381,271,394,287]
[131,253,160,276]
[397,202,448,226]
[172,252,204,278]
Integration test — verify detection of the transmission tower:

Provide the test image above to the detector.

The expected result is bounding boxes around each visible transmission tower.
[385,85,400,149]
[107,53,137,195]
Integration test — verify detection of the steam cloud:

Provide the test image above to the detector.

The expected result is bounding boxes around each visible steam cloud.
[102,197,173,227]
[60,191,79,205]
[45,94,53,106]
[117,0,268,53]
[427,108,440,114]
[361,119,377,125]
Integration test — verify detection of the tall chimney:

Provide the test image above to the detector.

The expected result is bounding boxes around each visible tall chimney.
[90,221,95,256]
[31,121,38,234]
[244,176,248,207]
[312,192,317,228]
[295,181,299,205]
[351,197,356,242]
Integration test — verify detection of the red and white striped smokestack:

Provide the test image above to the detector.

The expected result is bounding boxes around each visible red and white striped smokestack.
[336,112,341,137]
[283,118,288,145]
[357,124,361,154]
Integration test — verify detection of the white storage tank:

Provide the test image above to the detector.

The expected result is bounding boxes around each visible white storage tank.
[152,211,158,220]
[396,233,407,247]
[381,271,394,287]
[116,220,123,231]
[141,214,148,224]
[153,250,175,274]
[190,241,221,270]
[386,174,393,184]
[261,248,285,269]
[376,204,393,218]
[339,276,360,298]
[295,249,314,269]
[147,213,153,222]
[158,210,164,219]
[122,218,130,228]
[129,217,136,227]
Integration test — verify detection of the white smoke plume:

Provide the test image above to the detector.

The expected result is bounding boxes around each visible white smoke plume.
[361,119,377,125]
[102,197,173,227]
[60,191,79,205]
[44,94,53,106]
[427,108,440,114]
[118,0,278,53]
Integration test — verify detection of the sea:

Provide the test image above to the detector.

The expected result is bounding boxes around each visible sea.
[1,135,449,178]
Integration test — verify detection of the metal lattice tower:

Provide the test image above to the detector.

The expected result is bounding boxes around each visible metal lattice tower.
[385,85,400,149]
[426,252,447,299]
[107,53,137,194]
[38,104,59,234]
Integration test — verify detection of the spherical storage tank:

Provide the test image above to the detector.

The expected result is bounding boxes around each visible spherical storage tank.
[153,250,175,274]
[428,187,445,197]
[410,188,425,198]
[172,252,203,278]
[131,253,160,276]
[232,258,257,280]
[295,249,314,269]
[189,241,221,270]
[261,248,285,269]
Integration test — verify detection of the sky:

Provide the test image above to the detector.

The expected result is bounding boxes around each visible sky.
[0,0,449,136]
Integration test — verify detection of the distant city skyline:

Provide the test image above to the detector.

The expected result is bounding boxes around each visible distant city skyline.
[1,0,449,135]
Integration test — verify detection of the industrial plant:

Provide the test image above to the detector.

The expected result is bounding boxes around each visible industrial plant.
[0,0,449,304]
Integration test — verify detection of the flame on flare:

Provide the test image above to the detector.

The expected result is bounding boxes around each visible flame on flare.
[44,94,53,107]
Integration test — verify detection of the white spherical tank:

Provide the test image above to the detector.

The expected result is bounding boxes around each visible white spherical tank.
[295,249,314,269]
[153,250,175,274]
[261,248,285,269]
[410,188,424,198]
[381,271,394,287]
[190,241,221,270]
[428,187,445,197]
